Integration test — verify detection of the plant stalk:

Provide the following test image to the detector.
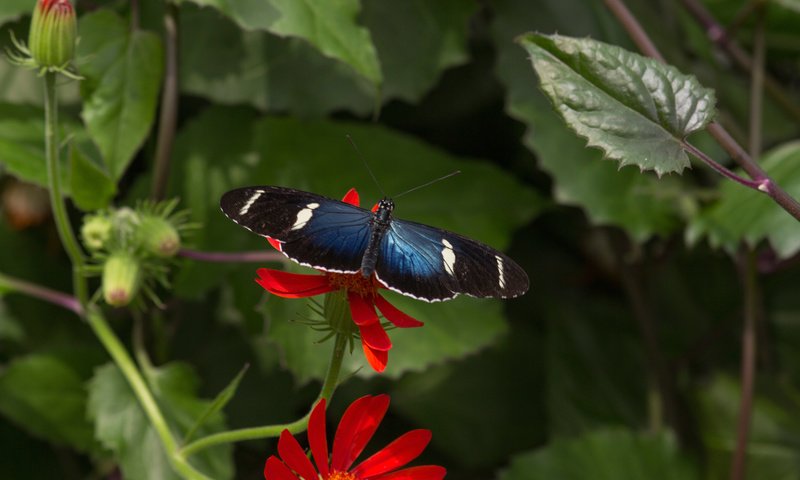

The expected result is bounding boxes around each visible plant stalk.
[151,3,179,201]
[603,0,800,222]
[179,331,347,457]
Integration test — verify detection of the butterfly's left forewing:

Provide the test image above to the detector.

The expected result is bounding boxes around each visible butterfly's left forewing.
[375,219,529,302]
[220,186,372,273]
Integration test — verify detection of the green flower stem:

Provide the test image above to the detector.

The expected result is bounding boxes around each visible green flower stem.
[179,331,348,458]
[44,72,89,306]
[44,72,204,480]
[87,310,210,480]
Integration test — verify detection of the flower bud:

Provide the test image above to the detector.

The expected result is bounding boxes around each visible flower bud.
[81,214,113,251]
[28,0,77,68]
[138,215,181,257]
[102,253,142,307]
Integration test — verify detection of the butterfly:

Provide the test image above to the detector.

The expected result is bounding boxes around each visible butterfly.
[220,186,529,302]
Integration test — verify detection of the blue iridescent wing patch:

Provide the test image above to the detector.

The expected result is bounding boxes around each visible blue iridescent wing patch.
[375,219,529,301]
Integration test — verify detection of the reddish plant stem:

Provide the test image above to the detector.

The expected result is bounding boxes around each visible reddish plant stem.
[0,272,82,315]
[178,248,286,263]
[151,4,179,201]
[680,0,800,123]
[731,9,766,480]
[732,250,760,480]
[602,0,800,222]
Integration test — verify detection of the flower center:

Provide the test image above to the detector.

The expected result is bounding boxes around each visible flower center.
[326,271,378,299]
[327,470,357,480]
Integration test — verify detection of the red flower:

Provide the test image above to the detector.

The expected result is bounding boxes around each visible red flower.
[264,395,446,480]
[256,189,423,372]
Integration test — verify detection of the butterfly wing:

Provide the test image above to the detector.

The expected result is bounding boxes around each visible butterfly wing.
[375,218,529,302]
[220,186,372,273]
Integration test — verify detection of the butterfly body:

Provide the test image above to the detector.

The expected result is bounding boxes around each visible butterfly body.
[220,186,528,302]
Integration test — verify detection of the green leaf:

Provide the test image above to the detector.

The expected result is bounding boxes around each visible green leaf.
[69,146,116,211]
[0,354,97,452]
[179,5,374,117]
[183,364,249,443]
[186,0,381,85]
[499,428,698,480]
[268,290,510,382]
[87,362,234,480]
[492,0,683,239]
[77,10,164,180]
[695,376,800,480]
[0,0,32,26]
[687,142,800,259]
[362,0,475,101]
[518,33,716,176]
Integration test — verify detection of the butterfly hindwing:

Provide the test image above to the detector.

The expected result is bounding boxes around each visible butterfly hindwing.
[220,186,372,273]
[375,219,529,302]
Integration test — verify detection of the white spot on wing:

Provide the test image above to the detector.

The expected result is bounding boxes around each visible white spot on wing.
[496,255,506,289]
[441,239,456,276]
[239,190,264,215]
[291,202,319,230]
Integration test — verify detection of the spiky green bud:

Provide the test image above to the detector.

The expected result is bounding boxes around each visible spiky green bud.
[102,253,142,307]
[29,0,77,68]
[81,214,113,251]
[138,214,181,257]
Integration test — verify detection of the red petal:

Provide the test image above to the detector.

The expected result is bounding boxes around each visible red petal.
[363,343,388,372]
[264,456,300,480]
[371,466,447,480]
[331,395,390,472]
[347,292,380,326]
[308,399,330,478]
[352,430,432,478]
[267,237,283,251]
[256,269,335,298]
[374,295,423,328]
[342,188,360,206]
[277,430,318,480]
[358,321,392,351]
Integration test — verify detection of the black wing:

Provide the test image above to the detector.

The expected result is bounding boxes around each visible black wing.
[375,218,529,302]
[220,186,372,273]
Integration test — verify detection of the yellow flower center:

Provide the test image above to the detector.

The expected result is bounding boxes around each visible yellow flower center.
[327,471,357,480]
[326,271,378,299]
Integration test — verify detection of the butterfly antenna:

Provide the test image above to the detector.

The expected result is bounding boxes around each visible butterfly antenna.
[346,135,387,197]
[393,170,461,199]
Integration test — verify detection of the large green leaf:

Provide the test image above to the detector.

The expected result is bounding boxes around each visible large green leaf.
[168,107,542,379]
[518,33,716,176]
[687,142,800,259]
[362,0,475,102]
[180,0,473,116]
[179,5,373,117]
[695,376,800,480]
[69,146,116,211]
[0,354,96,453]
[499,429,698,480]
[77,10,163,180]
[187,0,380,86]
[492,0,683,239]
[87,362,233,480]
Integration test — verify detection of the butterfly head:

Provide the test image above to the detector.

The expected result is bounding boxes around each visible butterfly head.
[375,198,394,223]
